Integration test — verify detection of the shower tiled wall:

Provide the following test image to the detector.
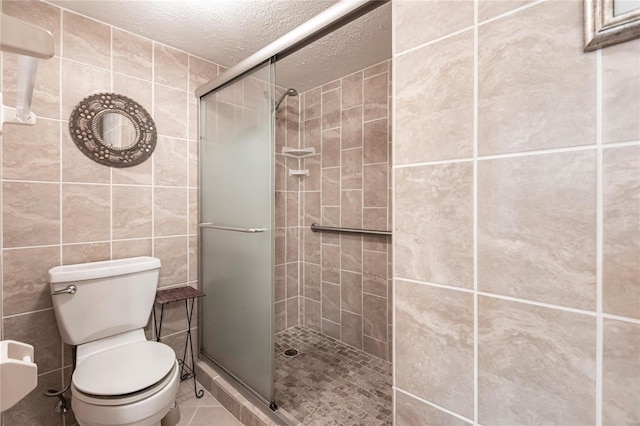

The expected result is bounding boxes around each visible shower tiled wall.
[274,88,301,331]
[0,1,216,424]
[297,60,393,361]
[393,1,639,424]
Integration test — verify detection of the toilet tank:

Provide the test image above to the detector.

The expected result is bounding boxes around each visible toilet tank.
[48,257,161,346]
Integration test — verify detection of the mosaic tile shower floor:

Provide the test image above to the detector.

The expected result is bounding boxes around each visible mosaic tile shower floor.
[274,326,392,426]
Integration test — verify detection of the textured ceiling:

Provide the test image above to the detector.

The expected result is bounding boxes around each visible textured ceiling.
[50,0,391,92]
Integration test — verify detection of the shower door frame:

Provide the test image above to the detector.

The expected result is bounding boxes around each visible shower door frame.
[197,59,277,408]
[195,0,390,416]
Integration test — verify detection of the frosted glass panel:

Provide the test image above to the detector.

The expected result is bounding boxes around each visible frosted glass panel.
[199,62,274,402]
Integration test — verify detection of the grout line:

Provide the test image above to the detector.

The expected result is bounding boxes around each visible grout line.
[391,3,398,419]
[394,0,544,59]
[476,0,545,28]
[473,0,480,422]
[58,11,65,268]
[394,157,474,169]
[395,26,474,58]
[0,27,3,384]
[297,94,302,327]
[109,26,114,91]
[186,53,191,283]
[1,179,96,185]
[393,141,640,169]
[363,70,389,82]
[151,41,156,259]
[602,313,640,325]
[394,277,640,324]
[595,47,604,426]
[320,317,340,327]
[1,235,193,253]
[396,277,475,293]
[296,94,302,325]
[601,140,640,148]
[108,25,114,261]
[395,388,475,425]
[476,291,599,317]
[360,63,365,347]
[0,179,195,189]
[363,160,390,167]
[185,406,199,425]
[111,70,153,85]
[108,170,113,259]
[322,125,340,131]
[477,144,600,160]
[363,116,387,125]
[3,307,55,319]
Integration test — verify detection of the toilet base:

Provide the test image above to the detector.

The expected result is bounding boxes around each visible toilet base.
[160,402,180,426]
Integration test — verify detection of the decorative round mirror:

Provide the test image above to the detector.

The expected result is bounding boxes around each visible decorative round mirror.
[69,93,157,167]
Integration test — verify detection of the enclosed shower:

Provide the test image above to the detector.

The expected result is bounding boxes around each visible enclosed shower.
[196,1,392,424]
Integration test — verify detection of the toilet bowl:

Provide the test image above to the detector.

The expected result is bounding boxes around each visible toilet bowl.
[48,257,179,426]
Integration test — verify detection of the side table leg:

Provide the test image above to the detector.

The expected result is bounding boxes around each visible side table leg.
[182,298,204,398]
[153,304,165,342]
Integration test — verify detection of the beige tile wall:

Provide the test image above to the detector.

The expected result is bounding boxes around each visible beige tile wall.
[0,1,217,424]
[393,1,639,425]
[274,89,301,332]
[298,60,393,361]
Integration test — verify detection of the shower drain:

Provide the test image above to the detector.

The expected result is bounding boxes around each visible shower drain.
[283,348,298,357]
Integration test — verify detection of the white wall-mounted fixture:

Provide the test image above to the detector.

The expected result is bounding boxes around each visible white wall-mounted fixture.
[282,147,315,159]
[1,14,55,135]
[0,340,38,412]
[288,169,309,177]
[282,148,314,178]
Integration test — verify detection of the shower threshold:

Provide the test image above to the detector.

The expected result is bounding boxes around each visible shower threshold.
[274,325,392,426]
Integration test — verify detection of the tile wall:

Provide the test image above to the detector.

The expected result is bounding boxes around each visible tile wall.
[393,1,639,425]
[297,60,394,361]
[274,88,301,332]
[0,1,217,424]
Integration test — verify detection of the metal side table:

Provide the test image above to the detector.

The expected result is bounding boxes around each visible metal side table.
[153,286,205,398]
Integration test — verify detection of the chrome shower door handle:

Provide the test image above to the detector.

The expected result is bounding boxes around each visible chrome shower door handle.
[198,223,267,233]
[50,285,77,296]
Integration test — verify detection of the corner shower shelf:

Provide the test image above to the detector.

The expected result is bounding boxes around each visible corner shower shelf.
[289,169,309,177]
[281,147,315,159]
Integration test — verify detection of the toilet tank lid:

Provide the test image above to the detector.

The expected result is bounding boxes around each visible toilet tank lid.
[48,257,161,283]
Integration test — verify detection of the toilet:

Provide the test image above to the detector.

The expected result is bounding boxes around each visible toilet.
[48,257,180,426]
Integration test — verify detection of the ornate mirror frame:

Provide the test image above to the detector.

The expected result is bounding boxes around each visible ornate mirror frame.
[584,0,640,51]
[69,92,157,167]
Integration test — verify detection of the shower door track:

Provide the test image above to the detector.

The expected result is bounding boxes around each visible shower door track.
[195,0,389,98]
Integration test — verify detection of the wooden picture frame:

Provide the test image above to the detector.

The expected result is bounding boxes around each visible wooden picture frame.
[584,0,640,51]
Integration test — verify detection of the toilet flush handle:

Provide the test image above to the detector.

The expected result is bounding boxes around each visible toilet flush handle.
[50,285,76,296]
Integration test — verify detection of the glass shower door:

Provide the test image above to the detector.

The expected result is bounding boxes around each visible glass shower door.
[199,61,275,403]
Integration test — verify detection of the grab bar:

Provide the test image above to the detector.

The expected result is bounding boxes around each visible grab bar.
[50,285,76,296]
[310,223,391,236]
[198,223,267,233]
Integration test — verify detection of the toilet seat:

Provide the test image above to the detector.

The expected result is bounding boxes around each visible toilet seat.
[72,341,176,404]
[71,358,180,426]
[72,361,178,406]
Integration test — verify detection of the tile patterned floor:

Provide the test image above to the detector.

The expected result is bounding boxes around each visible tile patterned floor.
[175,379,241,426]
[274,326,393,426]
